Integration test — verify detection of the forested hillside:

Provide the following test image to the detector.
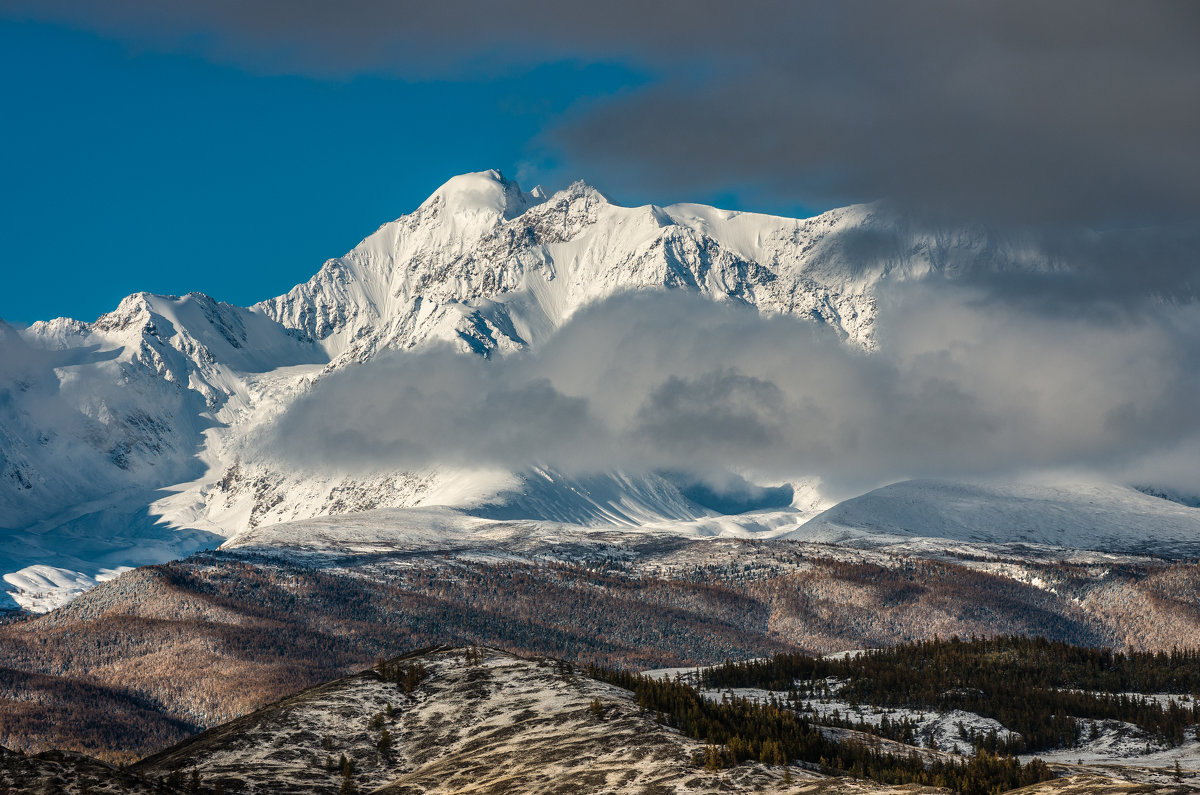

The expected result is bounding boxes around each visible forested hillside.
[3,542,1200,762]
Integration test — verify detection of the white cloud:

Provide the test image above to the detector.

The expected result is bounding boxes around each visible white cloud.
[265,288,1200,496]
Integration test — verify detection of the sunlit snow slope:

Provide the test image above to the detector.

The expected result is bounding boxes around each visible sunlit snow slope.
[792,479,1200,557]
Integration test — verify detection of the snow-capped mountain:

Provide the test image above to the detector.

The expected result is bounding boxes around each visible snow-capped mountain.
[256,169,1047,366]
[258,170,879,368]
[3,292,323,527]
[1,169,1188,611]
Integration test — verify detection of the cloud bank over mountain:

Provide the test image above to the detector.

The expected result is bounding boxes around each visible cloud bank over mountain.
[266,287,1200,497]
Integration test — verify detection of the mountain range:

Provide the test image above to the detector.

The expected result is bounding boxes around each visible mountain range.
[3,169,1199,612]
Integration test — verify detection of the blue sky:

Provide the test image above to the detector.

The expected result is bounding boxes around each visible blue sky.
[0,20,653,324]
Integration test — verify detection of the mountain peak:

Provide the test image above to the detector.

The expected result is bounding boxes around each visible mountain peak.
[420,169,544,222]
[557,178,609,206]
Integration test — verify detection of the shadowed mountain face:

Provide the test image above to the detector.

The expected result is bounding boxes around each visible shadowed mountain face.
[0,745,173,794]
[664,470,796,514]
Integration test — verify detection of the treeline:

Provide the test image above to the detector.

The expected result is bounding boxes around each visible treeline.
[587,664,1053,795]
[701,635,1200,752]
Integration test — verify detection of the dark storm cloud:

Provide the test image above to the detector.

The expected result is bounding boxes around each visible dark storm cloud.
[8,1,1197,228]
[557,1,1200,227]
[264,291,1200,496]
[0,0,790,75]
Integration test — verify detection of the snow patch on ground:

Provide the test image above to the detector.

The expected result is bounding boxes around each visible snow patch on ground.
[1024,718,1200,771]
[699,686,1017,756]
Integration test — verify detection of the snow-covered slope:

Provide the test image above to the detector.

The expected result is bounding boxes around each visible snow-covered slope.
[3,292,323,524]
[791,479,1200,557]
[256,169,1048,367]
[0,169,1152,611]
[0,295,324,608]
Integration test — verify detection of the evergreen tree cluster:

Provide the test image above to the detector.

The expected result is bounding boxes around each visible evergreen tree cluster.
[700,635,1200,753]
[587,663,1053,794]
[375,659,428,694]
[160,767,224,793]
